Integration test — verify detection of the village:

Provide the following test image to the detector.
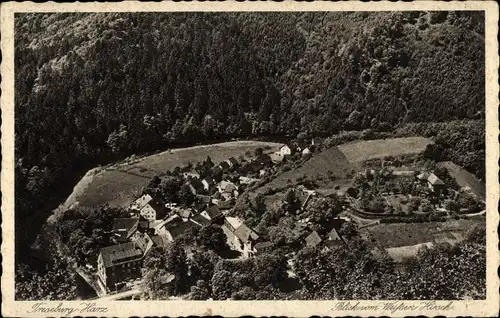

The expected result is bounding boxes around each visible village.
[89,138,485,296]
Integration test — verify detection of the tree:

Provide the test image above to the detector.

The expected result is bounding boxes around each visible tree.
[196,225,227,251]
[211,268,233,300]
[178,183,195,205]
[106,124,128,154]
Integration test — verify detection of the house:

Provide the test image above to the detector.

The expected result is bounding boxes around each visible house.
[218,180,239,195]
[305,231,322,248]
[197,194,212,204]
[219,161,230,172]
[97,242,143,293]
[311,137,323,146]
[112,218,139,242]
[254,154,272,166]
[324,228,344,247]
[239,176,259,185]
[130,193,153,211]
[279,145,292,156]
[174,208,192,221]
[213,198,234,210]
[416,172,430,183]
[130,231,154,255]
[150,235,169,249]
[231,224,260,258]
[191,214,212,227]
[427,173,446,195]
[202,177,215,191]
[302,148,311,156]
[270,153,285,163]
[224,216,244,232]
[163,218,200,242]
[183,172,201,179]
[201,204,223,222]
[186,178,205,195]
[254,241,273,254]
[139,197,168,223]
[226,157,239,168]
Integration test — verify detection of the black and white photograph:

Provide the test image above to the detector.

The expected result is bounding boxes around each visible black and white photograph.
[1,1,498,317]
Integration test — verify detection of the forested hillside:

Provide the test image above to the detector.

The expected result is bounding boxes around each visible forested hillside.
[14,12,484,266]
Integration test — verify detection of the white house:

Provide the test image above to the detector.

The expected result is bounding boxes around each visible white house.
[279,145,292,156]
[302,148,311,156]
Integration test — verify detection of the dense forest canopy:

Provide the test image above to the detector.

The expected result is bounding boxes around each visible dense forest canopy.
[14,11,485,266]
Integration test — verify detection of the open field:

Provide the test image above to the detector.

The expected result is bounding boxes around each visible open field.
[265,146,354,191]
[60,141,283,209]
[338,137,433,163]
[364,218,484,249]
[438,161,485,199]
[386,242,435,263]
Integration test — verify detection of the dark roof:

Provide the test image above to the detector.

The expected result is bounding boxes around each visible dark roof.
[194,202,207,212]
[151,235,168,248]
[215,199,234,210]
[189,178,205,192]
[234,224,259,244]
[305,231,322,247]
[146,197,168,219]
[254,241,273,251]
[191,214,211,226]
[165,219,199,239]
[219,161,230,170]
[228,157,239,166]
[113,218,139,241]
[197,194,212,203]
[100,242,142,268]
[205,205,222,219]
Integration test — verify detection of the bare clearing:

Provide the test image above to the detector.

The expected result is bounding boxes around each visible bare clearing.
[386,242,435,262]
[60,141,283,209]
[338,137,433,163]
[438,161,485,199]
[364,218,483,249]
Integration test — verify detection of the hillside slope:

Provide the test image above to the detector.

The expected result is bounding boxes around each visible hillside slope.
[14,12,485,261]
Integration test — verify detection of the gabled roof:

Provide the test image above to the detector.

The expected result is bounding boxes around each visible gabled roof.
[150,235,169,248]
[225,216,243,230]
[100,242,143,268]
[270,153,285,162]
[191,214,211,226]
[234,224,259,244]
[219,161,230,170]
[327,228,342,241]
[427,173,445,186]
[202,177,215,186]
[188,178,205,192]
[197,194,212,203]
[132,193,153,210]
[164,218,199,240]
[417,172,430,180]
[219,180,238,193]
[305,231,322,247]
[215,199,234,210]
[113,218,139,241]
[176,208,191,219]
[205,205,222,219]
[227,157,239,166]
[131,231,153,254]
